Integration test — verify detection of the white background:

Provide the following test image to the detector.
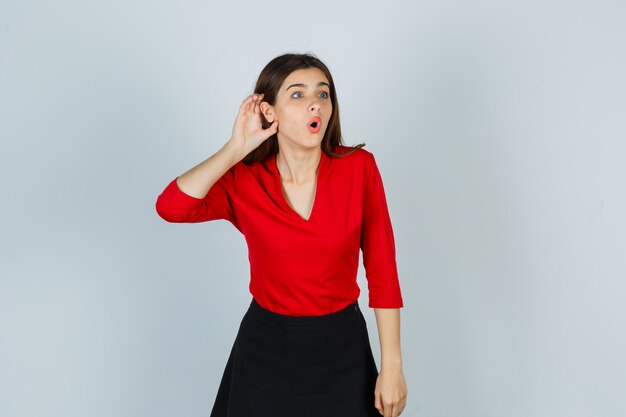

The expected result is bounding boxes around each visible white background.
[1,1,625,416]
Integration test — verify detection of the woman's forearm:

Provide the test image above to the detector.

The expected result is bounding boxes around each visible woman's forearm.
[176,140,244,199]
[373,308,403,369]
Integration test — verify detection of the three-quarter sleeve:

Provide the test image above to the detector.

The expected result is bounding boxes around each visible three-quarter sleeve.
[360,152,404,308]
[155,166,239,228]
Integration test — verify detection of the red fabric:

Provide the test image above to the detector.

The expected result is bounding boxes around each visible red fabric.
[155,145,404,316]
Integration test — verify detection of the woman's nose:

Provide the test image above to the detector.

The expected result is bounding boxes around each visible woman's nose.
[310,102,320,111]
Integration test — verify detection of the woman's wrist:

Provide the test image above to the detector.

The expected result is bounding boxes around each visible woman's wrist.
[381,356,403,371]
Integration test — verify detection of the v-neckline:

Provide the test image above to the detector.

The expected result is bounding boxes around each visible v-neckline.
[273,150,326,223]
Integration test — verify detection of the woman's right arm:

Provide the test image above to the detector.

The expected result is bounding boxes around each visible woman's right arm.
[177,91,278,198]
[174,141,244,200]
[155,93,278,223]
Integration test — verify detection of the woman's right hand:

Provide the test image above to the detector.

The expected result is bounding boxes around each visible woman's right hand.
[227,93,278,159]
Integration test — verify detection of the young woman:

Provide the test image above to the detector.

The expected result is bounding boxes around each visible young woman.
[156,53,407,417]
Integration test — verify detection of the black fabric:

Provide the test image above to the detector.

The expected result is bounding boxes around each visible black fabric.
[209,297,381,417]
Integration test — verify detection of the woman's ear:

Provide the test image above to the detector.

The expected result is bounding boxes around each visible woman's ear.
[260,102,275,123]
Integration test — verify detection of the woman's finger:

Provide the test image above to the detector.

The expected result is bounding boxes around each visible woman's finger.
[239,96,253,117]
[240,95,252,109]
[375,392,383,415]
[247,95,256,114]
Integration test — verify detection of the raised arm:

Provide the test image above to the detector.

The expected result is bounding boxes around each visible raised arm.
[155,93,278,224]
[175,141,243,200]
[155,142,242,224]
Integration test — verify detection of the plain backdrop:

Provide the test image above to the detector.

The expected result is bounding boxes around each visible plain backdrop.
[1,1,625,416]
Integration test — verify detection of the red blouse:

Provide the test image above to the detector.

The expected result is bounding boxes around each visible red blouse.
[155,145,404,316]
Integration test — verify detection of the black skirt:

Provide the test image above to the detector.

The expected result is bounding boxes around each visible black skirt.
[209,297,381,417]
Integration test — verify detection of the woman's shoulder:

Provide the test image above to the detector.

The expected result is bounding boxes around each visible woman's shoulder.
[331,145,376,167]
[329,146,378,189]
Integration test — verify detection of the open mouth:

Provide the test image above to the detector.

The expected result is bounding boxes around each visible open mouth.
[308,117,322,133]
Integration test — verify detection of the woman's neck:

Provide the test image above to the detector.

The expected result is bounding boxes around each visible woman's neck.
[276,147,321,185]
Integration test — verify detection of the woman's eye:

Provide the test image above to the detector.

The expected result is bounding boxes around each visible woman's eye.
[291,91,330,99]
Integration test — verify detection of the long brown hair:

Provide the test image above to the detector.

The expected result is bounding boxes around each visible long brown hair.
[241,52,365,165]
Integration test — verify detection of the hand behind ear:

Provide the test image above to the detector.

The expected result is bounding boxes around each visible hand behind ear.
[228,93,279,156]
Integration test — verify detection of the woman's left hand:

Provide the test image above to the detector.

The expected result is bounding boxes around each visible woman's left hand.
[374,365,407,417]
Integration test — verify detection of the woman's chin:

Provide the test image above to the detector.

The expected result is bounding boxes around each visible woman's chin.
[278,134,324,149]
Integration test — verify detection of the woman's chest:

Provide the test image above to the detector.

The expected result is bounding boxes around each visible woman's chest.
[232,171,365,251]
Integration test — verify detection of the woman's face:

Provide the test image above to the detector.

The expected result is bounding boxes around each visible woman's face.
[262,67,333,151]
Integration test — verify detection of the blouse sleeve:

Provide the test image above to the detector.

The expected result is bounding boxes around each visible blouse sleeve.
[360,152,404,308]
[155,166,239,229]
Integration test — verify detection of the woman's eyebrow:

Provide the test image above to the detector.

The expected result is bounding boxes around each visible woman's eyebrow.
[286,81,330,91]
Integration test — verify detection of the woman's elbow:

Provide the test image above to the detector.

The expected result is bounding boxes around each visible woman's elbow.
[155,198,183,223]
